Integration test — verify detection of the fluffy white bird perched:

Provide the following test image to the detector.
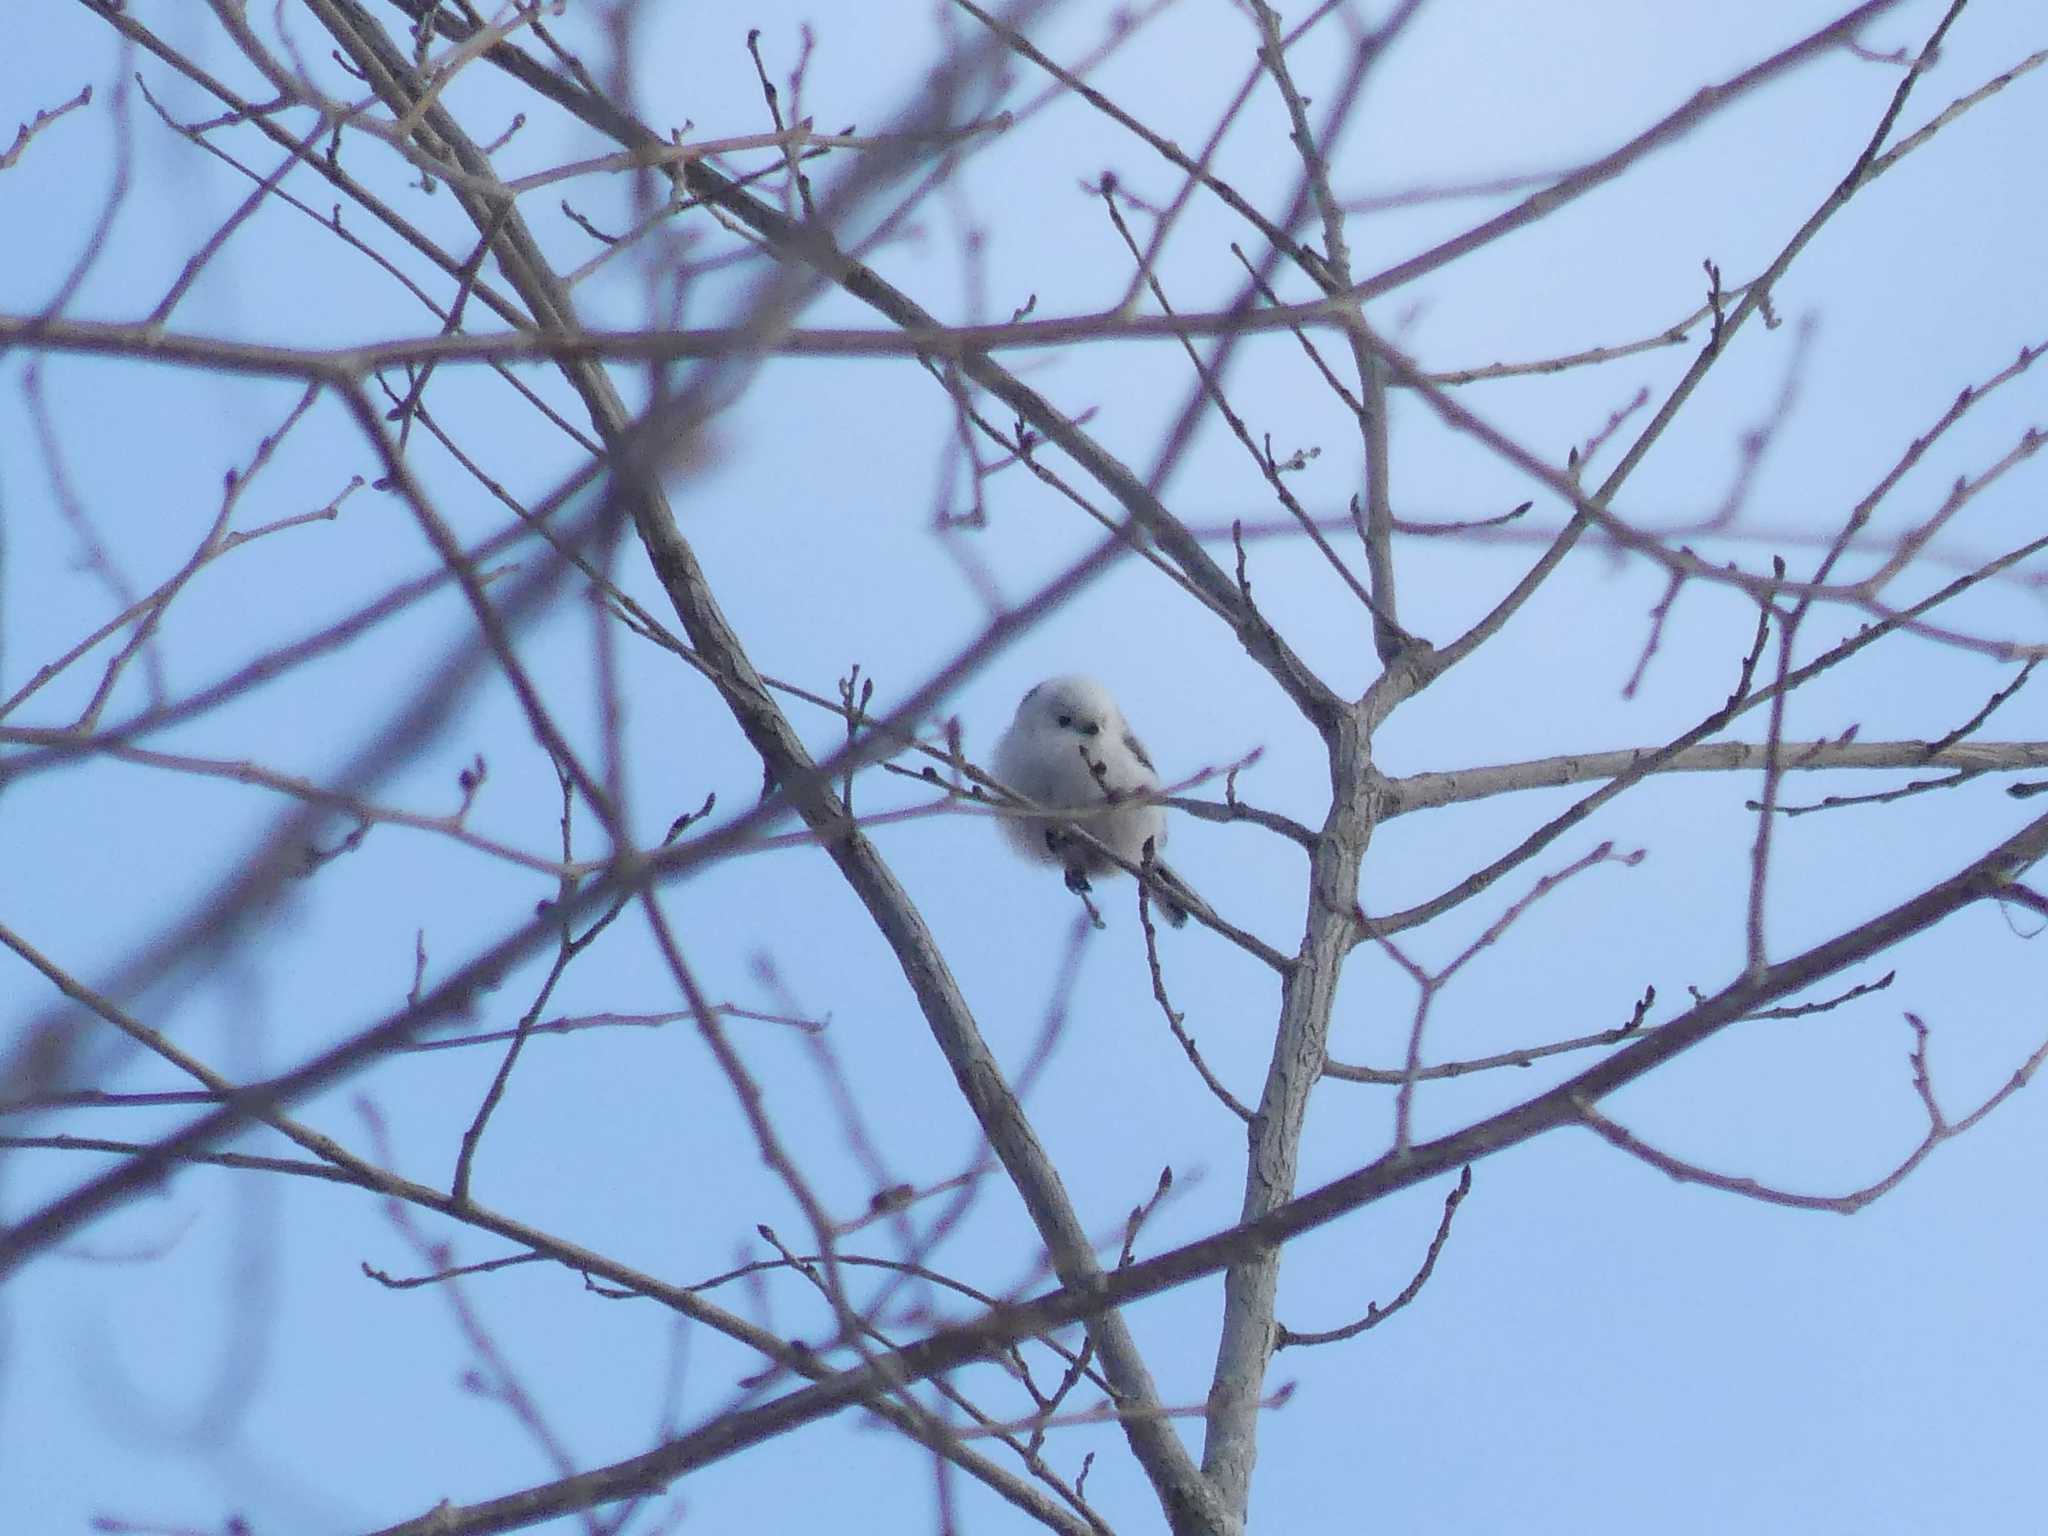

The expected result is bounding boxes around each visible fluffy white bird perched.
[992,675,1192,927]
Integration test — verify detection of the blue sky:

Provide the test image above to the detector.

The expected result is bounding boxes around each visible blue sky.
[4,3,2046,1533]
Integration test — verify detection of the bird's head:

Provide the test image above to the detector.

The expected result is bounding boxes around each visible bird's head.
[1013,675,1120,740]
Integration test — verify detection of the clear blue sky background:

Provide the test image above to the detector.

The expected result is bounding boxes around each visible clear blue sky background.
[4,3,2046,1532]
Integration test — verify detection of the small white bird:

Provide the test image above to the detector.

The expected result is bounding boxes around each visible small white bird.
[991,675,1192,926]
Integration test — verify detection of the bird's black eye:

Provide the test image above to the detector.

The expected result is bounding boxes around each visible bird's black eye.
[1056,713,1073,727]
